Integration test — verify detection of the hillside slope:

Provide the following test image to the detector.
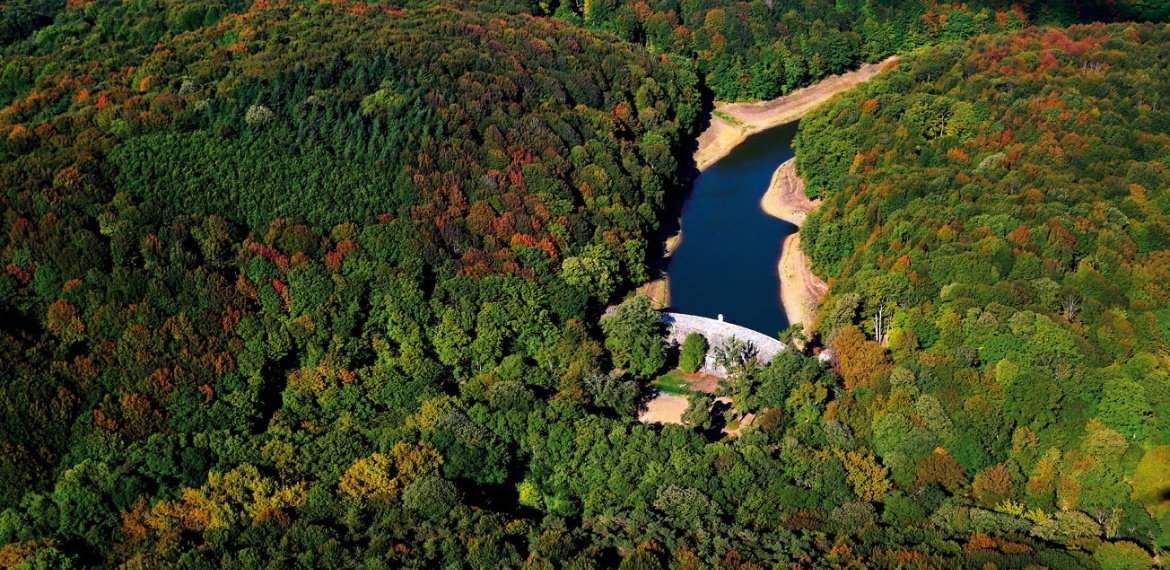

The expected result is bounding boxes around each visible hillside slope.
[0,0,1166,567]
[798,21,1170,551]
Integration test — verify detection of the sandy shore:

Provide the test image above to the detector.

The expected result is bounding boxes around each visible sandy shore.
[761,159,818,225]
[693,56,898,172]
[779,233,827,333]
[646,57,896,329]
[763,159,829,333]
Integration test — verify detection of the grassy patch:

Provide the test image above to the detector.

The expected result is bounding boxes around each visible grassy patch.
[712,110,747,131]
[652,369,692,395]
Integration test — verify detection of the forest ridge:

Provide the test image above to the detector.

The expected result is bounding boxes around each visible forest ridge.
[1,0,1169,569]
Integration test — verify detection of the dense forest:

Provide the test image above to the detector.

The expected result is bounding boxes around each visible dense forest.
[797,20,1170,562]
[545,0,1169,100]
[1,0,1168,568]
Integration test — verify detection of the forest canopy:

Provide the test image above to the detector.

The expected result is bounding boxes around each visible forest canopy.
[0,0,1168,567]
[798,20,1170,554]
[537,0,1168,101]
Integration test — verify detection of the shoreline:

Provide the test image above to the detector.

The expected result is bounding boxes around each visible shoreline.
[689,57,897,329]
[693,56,899,172]
[761,159,828,333]
[636,232,680,309]
[646,56,897,321]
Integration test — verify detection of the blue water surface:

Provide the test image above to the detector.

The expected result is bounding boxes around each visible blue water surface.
[667,121,799,337]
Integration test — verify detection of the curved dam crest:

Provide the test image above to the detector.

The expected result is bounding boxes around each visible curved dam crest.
[662,312,785,377]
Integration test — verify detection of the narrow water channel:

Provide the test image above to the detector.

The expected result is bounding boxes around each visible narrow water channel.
[668,121,799,338]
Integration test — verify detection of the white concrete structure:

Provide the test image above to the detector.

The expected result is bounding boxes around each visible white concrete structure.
[662,312,786,377]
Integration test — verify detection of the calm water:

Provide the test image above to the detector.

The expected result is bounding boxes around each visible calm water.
[668,121,799,337]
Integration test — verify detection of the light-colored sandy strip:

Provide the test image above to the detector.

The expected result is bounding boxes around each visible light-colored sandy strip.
[693,56,899,172]
[760,159,829,334]
[779,233,828,334]
[761,159,819,224]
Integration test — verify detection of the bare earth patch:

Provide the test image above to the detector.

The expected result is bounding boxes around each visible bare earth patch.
[684,371,721,394]
[779,234,827,334]
[639,393,689,425]
[761,159,819,225]
[723,412,755,438]
[693,56,899,171]
[639,370,722,425]
[636,278,671,310]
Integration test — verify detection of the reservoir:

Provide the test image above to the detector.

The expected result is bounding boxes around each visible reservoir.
[668,121,799,338]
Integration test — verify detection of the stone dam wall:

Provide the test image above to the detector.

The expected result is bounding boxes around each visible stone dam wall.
[662,312,785,377]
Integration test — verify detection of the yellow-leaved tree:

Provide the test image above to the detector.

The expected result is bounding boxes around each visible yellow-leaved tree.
[833,449,892,502]
[338,441,443,503]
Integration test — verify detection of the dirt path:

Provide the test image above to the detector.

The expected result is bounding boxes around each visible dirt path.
[693,56,899,171]
[763,159,829,333]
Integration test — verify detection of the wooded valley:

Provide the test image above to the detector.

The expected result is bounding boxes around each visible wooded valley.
[0,0,1168,568]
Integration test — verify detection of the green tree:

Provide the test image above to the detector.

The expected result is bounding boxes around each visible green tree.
[1094,541,1153,570]
[9,545,78,570]
[583,371,639,416]
[1098,377,1154,440]
[560,255,617,302]
[600,296,666,378]
[678,332,708,374]
[681,392,713,431]
[51,460,117,545]
[402,476,463,521]
[713,336,755,372]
